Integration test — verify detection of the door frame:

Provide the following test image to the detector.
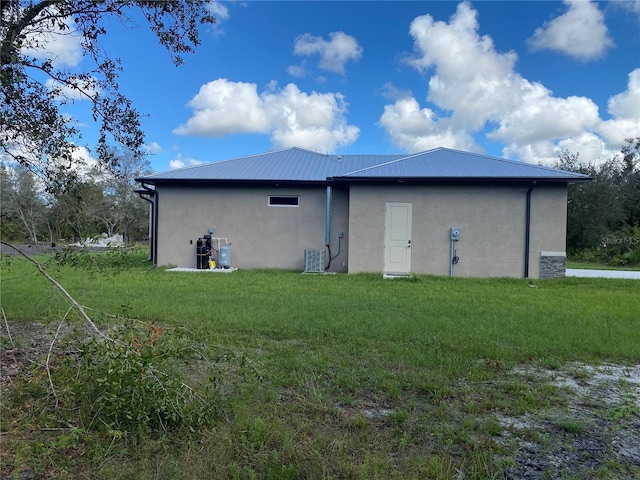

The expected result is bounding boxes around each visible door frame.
[383,202,413,274]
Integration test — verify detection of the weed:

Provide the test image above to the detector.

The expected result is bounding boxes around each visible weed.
[554,417,590,434]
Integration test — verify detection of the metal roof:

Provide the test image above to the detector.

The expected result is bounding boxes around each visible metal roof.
[137,147,590,184]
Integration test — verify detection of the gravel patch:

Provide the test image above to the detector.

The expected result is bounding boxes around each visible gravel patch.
[500,363,640,479]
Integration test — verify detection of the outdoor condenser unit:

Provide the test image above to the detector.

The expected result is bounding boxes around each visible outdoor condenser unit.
[304,249,325,273]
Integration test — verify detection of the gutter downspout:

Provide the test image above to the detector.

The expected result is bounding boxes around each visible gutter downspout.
[524,181,536,278]
[137,194,154,261]
[324,186,332,270]
[137,183,158,266]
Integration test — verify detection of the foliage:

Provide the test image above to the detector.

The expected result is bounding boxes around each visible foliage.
[48,175,106,242]
[1,150,151,244]
[53,245,148,271]
[91,147,152,245]
[558,137,640,265]
[3,317,261,440]
[69,322,221,436]
[0,0,214,185]
[0,163,48,242]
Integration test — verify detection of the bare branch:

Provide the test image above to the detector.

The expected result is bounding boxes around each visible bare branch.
[1,307,15,347]
[46,319,66,407]
[0,241,113,342]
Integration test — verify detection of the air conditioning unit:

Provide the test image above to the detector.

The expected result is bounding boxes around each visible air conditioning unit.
[304,249,325,273]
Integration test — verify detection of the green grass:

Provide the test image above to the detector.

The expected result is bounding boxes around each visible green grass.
[567,260,640,271]
[1,251,639,479]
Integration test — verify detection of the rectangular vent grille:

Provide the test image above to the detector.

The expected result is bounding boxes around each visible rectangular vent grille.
[304,249,325,273]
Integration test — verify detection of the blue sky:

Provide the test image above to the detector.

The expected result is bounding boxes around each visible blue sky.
[36,1,640,172]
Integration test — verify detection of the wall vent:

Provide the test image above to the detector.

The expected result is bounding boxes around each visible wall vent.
[304,249,325,273]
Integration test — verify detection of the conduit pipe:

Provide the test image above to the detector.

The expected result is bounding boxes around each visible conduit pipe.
[324,186,332,270]
[325,186,332,246]
[524,181,536,278]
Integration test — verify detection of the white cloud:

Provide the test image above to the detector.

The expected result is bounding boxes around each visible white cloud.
[262,84,359,152]
[606,68,640,120]
[206,0,230,36]
[489,90,600,144]
[169,154,203,170]
[406,2,519,131]
[72,145,99,170]
[207,1,230,21]
[597,68,640,148]
[378,97,478,153]
[144,142,162,155]
[610,0,640,20]
[45,76,101,101]
[174,79,359,153]
[379,1,621,164]
[380,82,413,102]
[293,31,363,75]
[173,79,270,136]
[286,62,308,78]
[21,15,83,68]
[502,133,608,166]
[527,0,614,61]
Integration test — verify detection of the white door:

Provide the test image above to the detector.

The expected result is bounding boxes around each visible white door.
[384,202,412,274]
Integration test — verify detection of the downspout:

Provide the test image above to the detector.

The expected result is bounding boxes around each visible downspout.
[524,181,536,278]
[137,194,154,261]
[137,183,158,266]
[325,186,332,270]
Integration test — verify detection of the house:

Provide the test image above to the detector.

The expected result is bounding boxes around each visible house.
[135,147,590,278]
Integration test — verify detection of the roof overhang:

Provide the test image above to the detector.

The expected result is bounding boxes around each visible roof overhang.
[135,178,335,188]
[328,176,592,185]
[136,175,591,188]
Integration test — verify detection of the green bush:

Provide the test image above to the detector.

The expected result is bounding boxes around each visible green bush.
[5,320,261,440]
[54,246,149,271]
[570,225,640,267]
[71,322,221,436]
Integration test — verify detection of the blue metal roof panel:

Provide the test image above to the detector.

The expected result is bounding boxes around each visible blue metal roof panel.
[141,148,405,182]
[339,148,589,180]
[137,147,589,183]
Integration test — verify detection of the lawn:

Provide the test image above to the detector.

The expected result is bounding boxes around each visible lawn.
[1,250,639,479]
[567,260,640,271]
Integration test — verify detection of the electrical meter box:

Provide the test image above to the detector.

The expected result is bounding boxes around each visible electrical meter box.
[450,228,461,241]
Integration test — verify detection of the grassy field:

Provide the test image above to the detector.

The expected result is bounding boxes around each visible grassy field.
[566,260,640,271]
[1,250,639,479]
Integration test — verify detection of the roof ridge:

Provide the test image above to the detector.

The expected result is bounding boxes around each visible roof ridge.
[341,147,443,176]
[341,146,587,178]
[435,147,586,176]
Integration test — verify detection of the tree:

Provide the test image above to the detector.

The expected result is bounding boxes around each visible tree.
[0,163,22,240]
[558,137,640,263]
[48,175,104,242]
[618,137,640,226]
[0,164,47,242]
[1,0,214,184]
[93,147,152,246]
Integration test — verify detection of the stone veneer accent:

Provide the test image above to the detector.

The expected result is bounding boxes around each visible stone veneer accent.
[540,251,566,279]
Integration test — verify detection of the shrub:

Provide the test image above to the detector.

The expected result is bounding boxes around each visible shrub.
[70,322,221,436]
[6,320,261,440]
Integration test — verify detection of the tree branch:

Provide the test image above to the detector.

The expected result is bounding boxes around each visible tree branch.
[0,241,113,342]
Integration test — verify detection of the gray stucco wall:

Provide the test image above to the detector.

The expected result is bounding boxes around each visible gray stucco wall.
[155,182,567,278]
[348,183,567,278]
[156,185,349,271]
